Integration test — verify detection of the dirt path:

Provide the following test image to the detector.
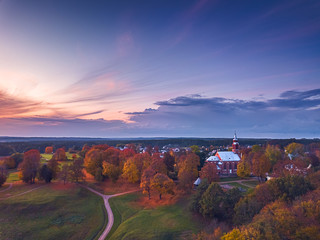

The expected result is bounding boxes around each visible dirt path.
[82,185,138,240]
[218,178,258,188]
[0,183,12,193]
[0,185,44,200]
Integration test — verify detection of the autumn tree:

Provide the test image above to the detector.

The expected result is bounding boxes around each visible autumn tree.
[178,153,200,191]
[103,147,120,166]
[0,164,8,187]
[103,162,121,182]
[119,148,135,168]
[151,173,175,200]
[52,148,67,161]
[10,153,24,168]
[84,149,104,180]
[48,156,60,179]
[58,164,70,184]
[140,168,156,199]
[45,146,53,154]
[150,155,167,174]
[19,149,41,184]
[3,157,16,169]
[265,144,282,166]
[70,158,85,182]
[252,152,271,182]
[200,163,219,183]
[122,158,140,183]
[251,145,262,153]
[237,160,251,178]
[285,142,304,158]
[163,152,175,173]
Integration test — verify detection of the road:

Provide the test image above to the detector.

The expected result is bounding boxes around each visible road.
[82,185,138,240]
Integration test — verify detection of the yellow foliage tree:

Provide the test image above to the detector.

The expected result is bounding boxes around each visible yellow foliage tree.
[122,158,140,183]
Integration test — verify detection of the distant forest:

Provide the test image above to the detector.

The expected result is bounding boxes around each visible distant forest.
[0,137,319,156]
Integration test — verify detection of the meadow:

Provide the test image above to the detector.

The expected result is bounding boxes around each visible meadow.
[107,193,201,240]
[0,184,106,240]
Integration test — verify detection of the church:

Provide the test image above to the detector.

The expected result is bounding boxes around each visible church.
[206,133,241,175]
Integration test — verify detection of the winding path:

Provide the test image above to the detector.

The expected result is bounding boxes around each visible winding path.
[0,185,44,200]
[0,183,12,193]
[82,185,138,240]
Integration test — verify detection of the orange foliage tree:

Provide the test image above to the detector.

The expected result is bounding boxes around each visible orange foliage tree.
[19,149,41,183]
[252,152,271,182]
[45,146,53,154]
[151,173,174,200]
[178,152,200,191]
[140,167,156,199]
[52,148,67,161]
[200,163,219,183]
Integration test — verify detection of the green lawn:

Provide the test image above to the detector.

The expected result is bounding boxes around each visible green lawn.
[0,184,106,240]
[219,176,243,182]
[7,170,19,183]
[227,182,251,191]
[108,193,201,240]
[241,180,259,187]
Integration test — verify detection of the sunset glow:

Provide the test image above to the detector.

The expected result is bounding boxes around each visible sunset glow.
[0,0,319,137]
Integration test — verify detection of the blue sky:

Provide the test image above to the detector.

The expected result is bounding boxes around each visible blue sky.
[0,0,319,138]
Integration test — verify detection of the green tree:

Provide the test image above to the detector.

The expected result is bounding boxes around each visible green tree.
[190,178,209,213]
[0,164,8,187]
[39,164,53,183]
[200,183,225,219]
[190,145,200,153]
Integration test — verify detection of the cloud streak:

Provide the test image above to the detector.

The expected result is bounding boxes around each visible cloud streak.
[1,88,319,138]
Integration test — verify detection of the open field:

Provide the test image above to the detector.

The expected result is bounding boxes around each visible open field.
[7,170,20,183]
[108,193,201,240]
[0,183,106,240]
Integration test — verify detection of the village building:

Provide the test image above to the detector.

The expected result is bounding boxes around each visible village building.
[206,133,241,175]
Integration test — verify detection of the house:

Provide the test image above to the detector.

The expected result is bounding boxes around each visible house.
[205,132,241,175]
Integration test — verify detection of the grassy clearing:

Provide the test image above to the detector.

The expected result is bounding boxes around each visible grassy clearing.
[7,170,20,183]
[0,184,106,240]
[227,182,251,191]
[219,176,243,182]
[241,180,259,187]
[108,193,201,240]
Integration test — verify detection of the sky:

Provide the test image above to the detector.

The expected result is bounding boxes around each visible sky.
[0,0,319,138]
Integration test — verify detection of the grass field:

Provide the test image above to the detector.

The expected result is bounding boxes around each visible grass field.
[219,176,243,182]
[241,180,259,187]
[227,182,251,191]
[0,184,106,240]
[6,170,20,183]
[108,193,201,240]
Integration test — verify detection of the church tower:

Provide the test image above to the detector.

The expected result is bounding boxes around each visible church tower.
[232,131,240,155]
